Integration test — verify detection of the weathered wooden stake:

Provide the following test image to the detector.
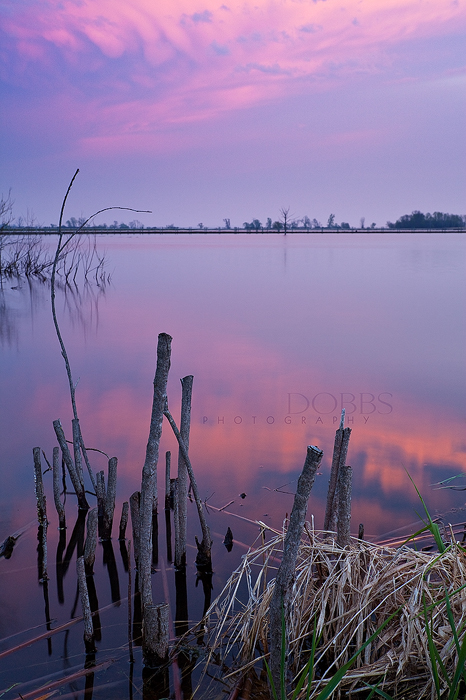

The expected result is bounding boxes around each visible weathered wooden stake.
[130,491,141,567]
[52,446,66,529]
[96,471,106,517]
[53,419,89,510]
[119,501,129,540]
[72,418,84,492]
[337,465,353,548]
[33,447,47,525]
[77,555,96,653]
[143,603,169,667]
[101,457,117,540]
[269,445,323,695]
[84,507,98,574]
[140,333,172,620]
[175,375,193,570]
[128,540,134,664]
[323,412,351,533]
[165,451,171,511]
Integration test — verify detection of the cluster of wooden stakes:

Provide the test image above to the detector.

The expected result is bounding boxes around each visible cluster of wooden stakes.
[29,332,466,700]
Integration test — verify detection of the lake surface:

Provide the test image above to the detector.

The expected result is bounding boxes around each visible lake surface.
[0,232,465,698]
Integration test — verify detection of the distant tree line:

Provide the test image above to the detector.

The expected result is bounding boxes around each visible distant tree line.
[387,211,466,229]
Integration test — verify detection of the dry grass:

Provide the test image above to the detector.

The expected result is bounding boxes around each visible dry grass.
[192,523,466,699]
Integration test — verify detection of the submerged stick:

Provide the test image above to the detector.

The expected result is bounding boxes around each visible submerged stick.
[77,556,96,653]
[269,444,323,695]
[53,419,88,510]
[164,406,212,569]
[52,446,66,529]
[119,501,129,540]
[140,332,172,615]
[175,376,193,570]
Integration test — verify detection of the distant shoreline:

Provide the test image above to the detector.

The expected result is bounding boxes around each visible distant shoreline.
[3,227,466,235]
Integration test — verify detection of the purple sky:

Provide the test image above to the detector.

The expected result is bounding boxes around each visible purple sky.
[1,0,465,228]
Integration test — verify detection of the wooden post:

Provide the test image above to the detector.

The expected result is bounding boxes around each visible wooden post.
[84,507,98,574]
[101,457,117,540]
[77,556,96,653]
[96,471,106,517]
[130,491,141,567]
[269,445,323,695]
[52,446,66,529]
[33,447,47,525]
[119,501,129,540]
[128,540,134,664]
[140,332,172,617]
[175,376,193,570]
[72,418,84,492]
[165,451,171,511]
[323,412,351,533]
[337,465,353,548]
[143,603,169,667]
[53,419,89,510]
[34,447,48,582]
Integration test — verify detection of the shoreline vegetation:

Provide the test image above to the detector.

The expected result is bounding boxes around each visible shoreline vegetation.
[2,226,466,235]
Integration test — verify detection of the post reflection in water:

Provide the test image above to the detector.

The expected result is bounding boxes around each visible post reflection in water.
[102,539,121,605]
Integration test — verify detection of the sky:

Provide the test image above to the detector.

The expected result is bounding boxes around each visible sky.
[1,0,465,228]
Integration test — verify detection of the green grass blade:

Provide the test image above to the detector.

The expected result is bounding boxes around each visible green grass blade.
[264,658,279,700]
[280,601,286,700]
[363,683,394,700]
[405,471,445,552]
[423,595,445,698]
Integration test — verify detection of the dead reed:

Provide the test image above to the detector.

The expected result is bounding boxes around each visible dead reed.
[194,524,466,699]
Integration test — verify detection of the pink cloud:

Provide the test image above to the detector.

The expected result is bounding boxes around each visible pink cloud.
[1,0,465,155]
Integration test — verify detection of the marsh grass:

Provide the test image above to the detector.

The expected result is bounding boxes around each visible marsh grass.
[189,518,466,699]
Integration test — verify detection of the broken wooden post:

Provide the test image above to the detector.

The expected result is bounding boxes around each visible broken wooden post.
[140,333,172,626]
[52,446,66,530]
[337,465,353,548]
[34,447,48,581]
[33,447,47,525]
[143,603,169,667]
[53,419,88,510]
[101,457,117,540]
[96,471,106,517]
[175,375,193,570]
[130,491,141,567]
[77,555,96,653]
[119,501,129,540]
[164,405,212,570]
[128,540,134,664]
[269,444,323,695]
[72,418,84,491]
[165,451,171,511]
[323,411,351,533]
[84,507,98,574]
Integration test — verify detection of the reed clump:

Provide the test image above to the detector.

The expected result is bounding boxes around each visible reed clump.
[195,525,466,699]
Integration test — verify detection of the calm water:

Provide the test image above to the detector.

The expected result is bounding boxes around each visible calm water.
[0,233,465,698]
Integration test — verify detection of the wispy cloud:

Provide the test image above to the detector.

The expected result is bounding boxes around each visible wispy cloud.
[1,0,465,155]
